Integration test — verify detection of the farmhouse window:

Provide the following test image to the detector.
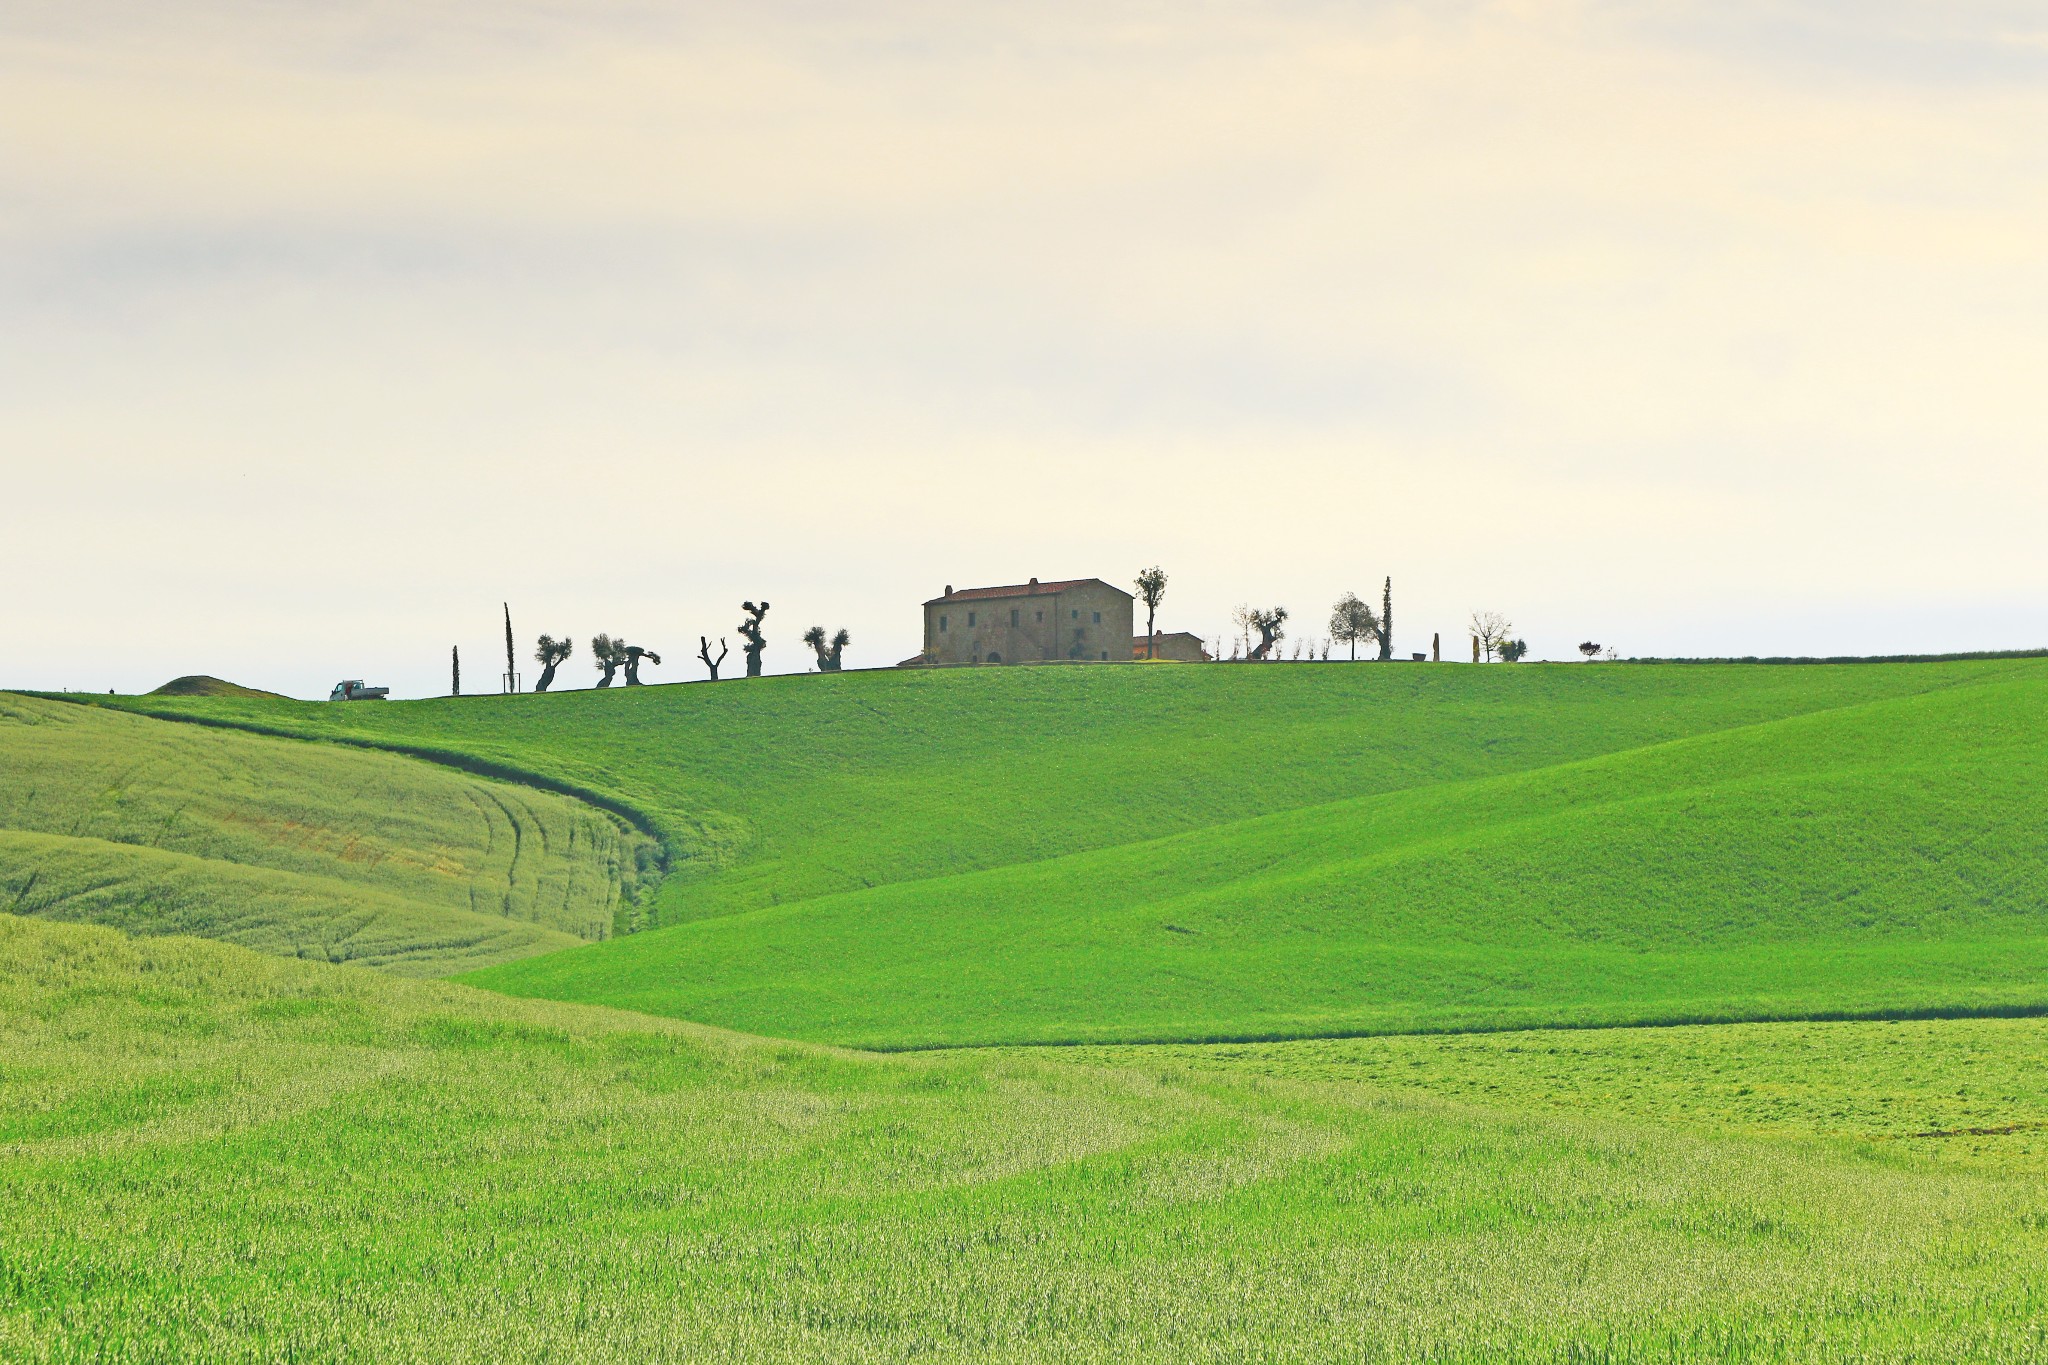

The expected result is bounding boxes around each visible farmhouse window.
[968,611,977,627]
[1011,608,1020,627]
[939,615,948,632]
[1035,610,1043,623]
[1092,611,1101,624]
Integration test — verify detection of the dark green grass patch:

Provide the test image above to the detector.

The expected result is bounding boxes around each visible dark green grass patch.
[471,671,2048,1047]
[146,675,285,699]
[95,658,2025,925]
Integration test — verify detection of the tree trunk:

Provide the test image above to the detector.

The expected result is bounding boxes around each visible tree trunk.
[535,662,558,692]
[596,662,617,688]
[1146,604,1157,658]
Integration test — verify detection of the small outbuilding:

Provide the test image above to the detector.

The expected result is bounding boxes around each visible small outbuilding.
[1133,632,1212,663]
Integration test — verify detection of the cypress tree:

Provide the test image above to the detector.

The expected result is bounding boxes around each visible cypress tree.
[503,603,516,692]
[1379,577,1393,660]
[452,645,461,696]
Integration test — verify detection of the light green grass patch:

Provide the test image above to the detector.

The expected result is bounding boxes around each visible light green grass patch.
[0,829,587,975]
[4,914,2048,1363]
[1071,1015,2048,1174]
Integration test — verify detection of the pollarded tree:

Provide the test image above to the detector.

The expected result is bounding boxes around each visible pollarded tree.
[1578,641,1601,661]
[803,625,850,672]
[623,644,661,686]
[533,635,574,692]
[1242,606,1288,661]
[1499,638,1530,662]
[1328,592,1381,661]
[1470,611,1512,663]
[698,636,729,681]
[591,633,625,688]
[738,601,771,677]
[1134,566,1168,658]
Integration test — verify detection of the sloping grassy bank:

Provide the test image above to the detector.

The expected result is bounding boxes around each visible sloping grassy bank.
[0,694,650,974]
[4,914,2046,1363]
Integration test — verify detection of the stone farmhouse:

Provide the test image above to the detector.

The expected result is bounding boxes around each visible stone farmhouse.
[917,578,1135,665]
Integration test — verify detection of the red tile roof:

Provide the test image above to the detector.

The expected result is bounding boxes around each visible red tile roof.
[925,578,1128,605]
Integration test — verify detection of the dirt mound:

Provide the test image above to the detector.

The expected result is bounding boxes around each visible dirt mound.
[148,675,287,699]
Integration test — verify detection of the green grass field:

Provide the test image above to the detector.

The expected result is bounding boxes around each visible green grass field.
[6,913,2047,1363]
[93,657,2048,1046]
[12,659,2047,1358]
[0,694,653,974]
[103,658,2023,924]
[469,666,2048,1045]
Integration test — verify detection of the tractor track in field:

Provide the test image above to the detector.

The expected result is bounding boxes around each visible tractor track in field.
[15,694,675,880]
[870,999,2048,1053]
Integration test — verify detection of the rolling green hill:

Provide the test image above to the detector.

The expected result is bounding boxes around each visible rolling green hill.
[473,668,2048,1045]
[5,912,2045,1362]
[0,694,653,974]
[105,659,2025,916]
[96,658,2048,1043]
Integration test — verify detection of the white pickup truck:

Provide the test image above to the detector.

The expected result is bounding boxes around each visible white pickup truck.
[328,680,390,702]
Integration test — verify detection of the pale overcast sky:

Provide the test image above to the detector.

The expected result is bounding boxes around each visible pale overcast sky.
[4,1,2045,697]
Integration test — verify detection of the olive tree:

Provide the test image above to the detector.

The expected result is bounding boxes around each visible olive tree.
[1234,605,1289,661]
[591,634,625,687]
[803,625,850,672]
[533,635,573,692]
